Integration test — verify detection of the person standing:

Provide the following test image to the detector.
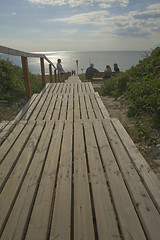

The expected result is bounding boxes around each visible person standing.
[57,59,65,82]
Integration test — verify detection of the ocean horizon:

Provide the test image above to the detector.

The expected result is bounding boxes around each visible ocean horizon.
[0,50,149,74]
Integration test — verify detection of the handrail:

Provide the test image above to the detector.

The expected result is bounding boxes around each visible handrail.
[0,45,57,98]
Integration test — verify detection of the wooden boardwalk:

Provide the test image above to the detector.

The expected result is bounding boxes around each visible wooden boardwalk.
[0,76,160,240]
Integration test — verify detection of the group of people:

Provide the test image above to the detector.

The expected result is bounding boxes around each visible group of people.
[85,63,120,80]
[56,58,120,82]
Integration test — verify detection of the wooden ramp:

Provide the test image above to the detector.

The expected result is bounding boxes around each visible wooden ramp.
[0,76,160,240]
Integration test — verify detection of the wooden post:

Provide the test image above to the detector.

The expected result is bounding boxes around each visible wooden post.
[21,56,32,99]
[49,64,53,83]
[40,57,46,87]
[54,69,57,83]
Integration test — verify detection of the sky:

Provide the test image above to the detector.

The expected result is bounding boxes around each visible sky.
[0,0,160,52]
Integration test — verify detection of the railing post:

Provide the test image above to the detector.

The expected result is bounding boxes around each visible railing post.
[54,69,57,83]
[49,64,53,83]
[40,57,46,87]
[21,56,31,99]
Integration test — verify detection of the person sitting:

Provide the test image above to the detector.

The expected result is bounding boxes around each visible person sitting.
[85,63,99,80]
[113,63,120,72]
[104,65,112,79]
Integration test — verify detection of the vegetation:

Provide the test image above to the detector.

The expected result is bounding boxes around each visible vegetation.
[0,58,48,102]
[101,46,160,145]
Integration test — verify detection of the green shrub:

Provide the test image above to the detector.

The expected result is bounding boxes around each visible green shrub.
[101,46,160,145]
[0,58,43,102]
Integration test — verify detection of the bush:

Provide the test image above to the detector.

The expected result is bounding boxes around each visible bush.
[101,46,160,145]
[0,58,43,102]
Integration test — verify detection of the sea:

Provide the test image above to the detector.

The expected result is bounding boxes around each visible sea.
[0,51,148,74]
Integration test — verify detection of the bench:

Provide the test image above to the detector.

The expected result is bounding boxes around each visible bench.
[85,71,115,81]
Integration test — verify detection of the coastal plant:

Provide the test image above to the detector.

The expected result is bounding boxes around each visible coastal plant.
[101,46,160,145]
[0,58,43,102]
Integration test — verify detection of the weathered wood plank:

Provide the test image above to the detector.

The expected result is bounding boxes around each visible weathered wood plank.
[0,121,27,163]
[93,120,146,240]
[74,121,95,240]
[89,94,103,119]
[95,92,110,118]
[0,122,44,238]
[83,121,121,240]
[25,121,64,240]
[74,94,80,120]
[29,84,52,120]
[36,84,57,120]
[103,118,160,240]
[44,95,58,120]
[0,121,53,240]
[59,94,69,120]
[0,122,36,191]
[51,95,63,121]
[21,84,51,120]
[79,95,88,120]
[50,121,73,240]
[0,120,15,145]
[84,95,95,119]
[112,118,160,212]
[67,94,73,121]
[0,121,9,132]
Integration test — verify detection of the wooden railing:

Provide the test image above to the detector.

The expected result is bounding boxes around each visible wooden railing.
[0,45,57,99]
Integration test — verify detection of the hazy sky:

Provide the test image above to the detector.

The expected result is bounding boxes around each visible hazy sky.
[0,0,160,51]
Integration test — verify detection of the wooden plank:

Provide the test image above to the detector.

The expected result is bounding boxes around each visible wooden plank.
[88,82,95,93]
[0,45,44,58]
[84,94,95,120]
[52,83,60,94]
[0,121,53,240]
[44,95,58,120]
[93,120,146,240]
[89,94,103,119]
[67,93,73,121]
[56,83,64,94]
[83,121,121,240]
[29,84,52,121]
[84,82,91,93]
[21,84,51,120]
[36,85,56,120]
[14,94,38,121]
[95,92,110,118]
[0,120,15,145]
[0,121,45,238]
[103,118,160,240]
[112,118,160,212]
[74,121,95,240]
[50,121,73,240]
[81,83,86,93]
[74,94,80,121]
[24,121,64,240]
[51,95,63,121]
[0,121,27,162]
[59,94,69,120]
[0,122,36,191]
[0,121,9,132]
[79,95,88,120]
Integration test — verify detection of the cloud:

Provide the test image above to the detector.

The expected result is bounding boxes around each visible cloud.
[28,0,129,7]
[147,3,160,10]
[50,11,109,25]
[12,12,17,15]
[51,6,160,39]
[99,3,111,9]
